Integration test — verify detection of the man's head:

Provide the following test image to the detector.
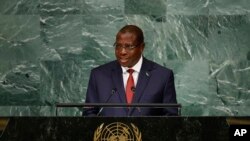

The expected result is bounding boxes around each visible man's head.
[114,25,145,68]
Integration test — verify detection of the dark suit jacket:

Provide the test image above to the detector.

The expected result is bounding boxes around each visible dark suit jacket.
[84,57,178,116]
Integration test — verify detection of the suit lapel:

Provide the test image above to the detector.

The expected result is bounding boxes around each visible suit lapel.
[128,58,153,116]
[111,61,127,104]
[132,58,152,103]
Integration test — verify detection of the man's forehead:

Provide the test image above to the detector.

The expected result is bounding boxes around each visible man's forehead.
[116,32,137,40]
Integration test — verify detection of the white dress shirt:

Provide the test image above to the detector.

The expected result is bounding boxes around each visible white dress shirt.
[121,56,143,90]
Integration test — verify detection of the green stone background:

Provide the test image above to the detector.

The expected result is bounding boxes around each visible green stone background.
[0,0,249,116]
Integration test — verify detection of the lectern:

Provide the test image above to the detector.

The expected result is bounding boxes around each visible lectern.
[55,103,182,116]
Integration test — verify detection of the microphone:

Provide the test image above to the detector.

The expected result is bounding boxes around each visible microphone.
[128,86,141,116]
[131,86,135,93]
[97,88,117,116]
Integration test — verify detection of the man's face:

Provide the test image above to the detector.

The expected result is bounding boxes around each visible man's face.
[115,32,144,68]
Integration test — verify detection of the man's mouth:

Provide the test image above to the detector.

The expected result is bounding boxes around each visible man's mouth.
[119,58,128,63]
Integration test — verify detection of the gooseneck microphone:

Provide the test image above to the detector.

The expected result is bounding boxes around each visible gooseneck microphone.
[96,88,117,116]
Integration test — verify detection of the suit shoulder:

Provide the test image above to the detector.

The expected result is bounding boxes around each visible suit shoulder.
[91,60,117,73]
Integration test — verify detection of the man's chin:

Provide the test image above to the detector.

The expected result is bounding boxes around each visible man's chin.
[120,63,129,67]
[118,61,130,67]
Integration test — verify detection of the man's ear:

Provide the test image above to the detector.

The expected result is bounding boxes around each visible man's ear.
[141,43,145,51]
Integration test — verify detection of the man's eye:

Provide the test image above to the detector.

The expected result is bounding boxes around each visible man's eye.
[124,45,131,48]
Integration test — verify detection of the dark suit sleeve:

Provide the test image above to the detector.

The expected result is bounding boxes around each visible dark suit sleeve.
[82,70,99,116]
[163,70,178,116]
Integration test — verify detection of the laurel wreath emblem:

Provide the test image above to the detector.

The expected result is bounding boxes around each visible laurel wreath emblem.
[93,122,142,141]
[93,123,104,141]
[131,123,142,141]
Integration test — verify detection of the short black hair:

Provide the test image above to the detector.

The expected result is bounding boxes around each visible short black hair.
[117,25,144,44]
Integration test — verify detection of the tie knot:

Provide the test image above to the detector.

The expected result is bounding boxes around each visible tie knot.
[127,69,134,74]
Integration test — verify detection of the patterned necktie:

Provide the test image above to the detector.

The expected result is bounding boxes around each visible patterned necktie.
[126,69,135,104]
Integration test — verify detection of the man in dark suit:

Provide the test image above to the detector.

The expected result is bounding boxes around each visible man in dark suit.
[84,25,178,116]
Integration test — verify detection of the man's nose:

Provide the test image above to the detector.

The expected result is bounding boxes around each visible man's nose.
[120,47,127,54]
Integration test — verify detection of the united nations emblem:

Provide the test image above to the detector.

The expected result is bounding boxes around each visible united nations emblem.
[93,122,142,141]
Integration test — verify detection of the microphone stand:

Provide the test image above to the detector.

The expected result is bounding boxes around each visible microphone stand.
[96,88,117,116]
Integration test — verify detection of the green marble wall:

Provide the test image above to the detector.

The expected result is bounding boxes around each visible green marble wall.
[0,0,249,116]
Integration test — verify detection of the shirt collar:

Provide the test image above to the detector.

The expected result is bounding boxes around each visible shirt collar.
[121,56,143,73]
